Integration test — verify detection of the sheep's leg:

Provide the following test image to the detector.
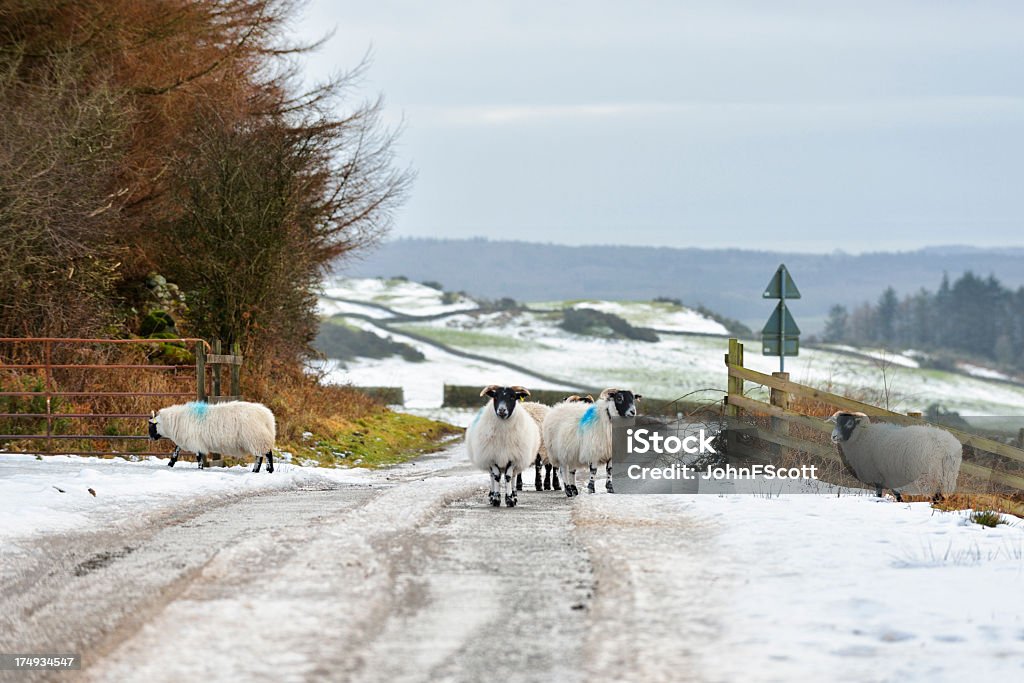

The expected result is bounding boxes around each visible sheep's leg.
[874,484,883,497]
[253,455,263,473]
[504,463,517,507]
[196,452,205,470]
[543,462,551,490]
[489,465,501,506]
[265,451,274,474]
[892,489,904,503]
[167,446,180,468]
[562,466,577,497]
[535,455,544,491]
[550,465,560,491]
[515,473,523,491]
[605,460,614,493]
[587,464,597,493]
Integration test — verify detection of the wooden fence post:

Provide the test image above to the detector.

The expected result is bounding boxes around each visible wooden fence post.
[230,342,241,397]
[770,372,791,460]
[212,339,222,400]
[725,338,744,418]
[195,341,206,402]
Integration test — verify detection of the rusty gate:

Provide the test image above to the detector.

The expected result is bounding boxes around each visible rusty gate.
[0,337,241,459]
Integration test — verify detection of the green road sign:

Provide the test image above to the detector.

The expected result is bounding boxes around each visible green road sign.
[761,301,801,336]
[762,335,800,356]
[762,264,801,299]
[761,264,801,370]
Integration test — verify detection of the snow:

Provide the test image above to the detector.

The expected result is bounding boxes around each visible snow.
[315,298,392,319]
[576,492,1024,680]
[395,313,1024,414]
[959,362,1014,382]
[571,300,729,335]
[322,277,477,316]
[318,276,1024,414]
[316,318,574,408]
[0,453,384,545]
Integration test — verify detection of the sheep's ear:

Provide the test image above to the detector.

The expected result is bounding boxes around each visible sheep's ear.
[634,394,643,401]
[149,410,157,424]
[511,385,530,400]
[480,385,500,398]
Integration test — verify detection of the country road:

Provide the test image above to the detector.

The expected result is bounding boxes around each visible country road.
[0,447,718,683]
[2,445,1023,682]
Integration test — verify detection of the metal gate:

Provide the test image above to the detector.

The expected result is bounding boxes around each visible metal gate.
[0,337,241,458]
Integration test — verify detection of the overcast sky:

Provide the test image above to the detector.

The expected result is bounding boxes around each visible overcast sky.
[294,1,1024,252]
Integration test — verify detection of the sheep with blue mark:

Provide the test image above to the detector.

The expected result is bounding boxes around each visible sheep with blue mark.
[543,388,641,497]
[148,400,277,472]
[515,395,594,492]
[466,385,540,507]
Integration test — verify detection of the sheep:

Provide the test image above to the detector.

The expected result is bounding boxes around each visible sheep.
[828,411,962,500]
[148,400,277,473]
[543,388,641,497]
[466,385,541,507]
[514,395,594,492]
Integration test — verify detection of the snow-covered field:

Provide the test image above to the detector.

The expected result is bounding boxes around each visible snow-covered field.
[317,277,1024,415]
[322,277,477,316]
[557,299,729,334]
[316,318,574,409]
[393,311,1024,414]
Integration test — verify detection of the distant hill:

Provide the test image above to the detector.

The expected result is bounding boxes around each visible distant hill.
[336,238,1024,332]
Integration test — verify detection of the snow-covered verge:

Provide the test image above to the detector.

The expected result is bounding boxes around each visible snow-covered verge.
[0,453,397,547]
[575,493,1024,680]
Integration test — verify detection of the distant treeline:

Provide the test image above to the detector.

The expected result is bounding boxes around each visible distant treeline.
[823,272,1024,370]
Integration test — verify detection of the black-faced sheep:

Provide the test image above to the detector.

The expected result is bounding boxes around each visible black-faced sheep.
[543,388,641,497]
[466,385,540,507]
[828,411,962,500]
[148,400,276,472]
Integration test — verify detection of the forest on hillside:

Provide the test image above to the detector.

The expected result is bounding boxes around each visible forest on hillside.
[822,272,1024,371]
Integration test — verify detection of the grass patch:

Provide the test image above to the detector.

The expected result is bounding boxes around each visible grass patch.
[969,510,1006,528]
[277,408,462,468]
[394,324,534,350]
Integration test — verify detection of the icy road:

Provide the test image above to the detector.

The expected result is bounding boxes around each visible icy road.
[2,445,1023,683]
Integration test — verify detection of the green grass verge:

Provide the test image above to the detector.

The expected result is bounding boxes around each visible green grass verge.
[278,410,462,468]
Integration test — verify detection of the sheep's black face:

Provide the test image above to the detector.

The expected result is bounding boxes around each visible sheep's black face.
[610,390,641,418]
[483,385,529,420]
[830,414,859,443]
[148,416,162,440]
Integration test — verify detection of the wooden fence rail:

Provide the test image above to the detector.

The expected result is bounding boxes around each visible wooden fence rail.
[722,338,1024,493]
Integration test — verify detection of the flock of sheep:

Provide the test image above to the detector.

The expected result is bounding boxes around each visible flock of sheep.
[466,385,641,507]
[144,391,963,504]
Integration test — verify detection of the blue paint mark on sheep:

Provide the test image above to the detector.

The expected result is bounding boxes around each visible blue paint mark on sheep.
[578,405,597,431]
[187,401,210,420]
[472,407,484,427]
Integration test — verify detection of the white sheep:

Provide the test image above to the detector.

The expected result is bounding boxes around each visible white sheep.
[466,385,540,507]
[543,388,641,497]
[828,411,962,500]
[514,395,593,492]
[149,400,277,472]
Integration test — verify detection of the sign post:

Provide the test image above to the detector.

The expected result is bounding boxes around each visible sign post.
[761,264,801,372]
